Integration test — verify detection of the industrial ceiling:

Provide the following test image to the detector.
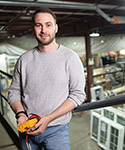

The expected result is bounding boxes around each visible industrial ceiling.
[0,0,125,40]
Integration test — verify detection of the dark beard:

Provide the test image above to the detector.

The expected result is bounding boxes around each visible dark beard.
[35,34,55,46]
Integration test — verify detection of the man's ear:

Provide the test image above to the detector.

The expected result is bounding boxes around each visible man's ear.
[55,24,58,33]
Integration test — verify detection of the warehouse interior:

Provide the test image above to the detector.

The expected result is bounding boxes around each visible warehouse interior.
[0,0,125,150]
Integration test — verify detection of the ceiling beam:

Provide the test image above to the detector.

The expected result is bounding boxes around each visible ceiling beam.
[0,0,115,22]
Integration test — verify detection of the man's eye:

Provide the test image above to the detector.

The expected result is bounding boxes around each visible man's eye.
[35,24,41,27]
[47,24,52,27]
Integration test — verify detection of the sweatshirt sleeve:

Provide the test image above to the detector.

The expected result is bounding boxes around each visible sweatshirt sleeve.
[7,59,22,105]
[67,53,86,107]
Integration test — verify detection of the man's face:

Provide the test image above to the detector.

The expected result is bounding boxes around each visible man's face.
[33,12,57,45]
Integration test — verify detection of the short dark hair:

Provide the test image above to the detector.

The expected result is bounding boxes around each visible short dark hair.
[32,8,57,24]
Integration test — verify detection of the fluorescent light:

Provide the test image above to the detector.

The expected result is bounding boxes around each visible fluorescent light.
[90,32,100,37]
[120,50,125,55]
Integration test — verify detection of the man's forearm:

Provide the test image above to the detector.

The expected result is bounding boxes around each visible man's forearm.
[10,100,25,114]
[46,99,75,123]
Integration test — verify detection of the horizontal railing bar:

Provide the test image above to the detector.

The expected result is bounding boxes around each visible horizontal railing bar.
[0,70,12,78]
[74,95,125,112]
[1,91,125,113]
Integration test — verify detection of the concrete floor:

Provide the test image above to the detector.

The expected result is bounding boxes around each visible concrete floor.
[70,111,101,150]
[0,122,18,150]
[0,110,101,150]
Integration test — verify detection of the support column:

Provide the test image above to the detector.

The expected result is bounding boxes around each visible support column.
[85,24,93,102]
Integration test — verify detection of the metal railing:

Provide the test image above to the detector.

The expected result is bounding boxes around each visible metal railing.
[0,70,20,148]
[74,94,125,112]
[0,70,12,78]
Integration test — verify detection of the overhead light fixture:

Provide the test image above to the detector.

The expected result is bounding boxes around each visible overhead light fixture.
[26,10,30,16]
[12,35,15,38]
[120,50,125,55]
[90,32,100,37]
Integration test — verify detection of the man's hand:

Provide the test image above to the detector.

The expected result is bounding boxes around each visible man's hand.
[26,116,50,135]
[17,114,28,126]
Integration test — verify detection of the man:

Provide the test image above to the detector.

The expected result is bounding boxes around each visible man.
[8,8,86,150]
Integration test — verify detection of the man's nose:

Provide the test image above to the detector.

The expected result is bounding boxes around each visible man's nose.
[41,26,46,33]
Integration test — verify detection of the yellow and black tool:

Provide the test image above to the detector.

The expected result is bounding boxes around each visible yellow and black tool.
[17,113,41,133]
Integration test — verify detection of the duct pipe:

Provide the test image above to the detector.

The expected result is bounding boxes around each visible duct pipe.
[96,6,114,22]
[0,0,115,22]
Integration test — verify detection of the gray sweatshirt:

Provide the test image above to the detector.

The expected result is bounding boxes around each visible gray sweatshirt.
[8,45,86,126]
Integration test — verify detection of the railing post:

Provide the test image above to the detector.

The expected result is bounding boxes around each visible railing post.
[85,22,93,102]
[0,75,4,115]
